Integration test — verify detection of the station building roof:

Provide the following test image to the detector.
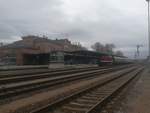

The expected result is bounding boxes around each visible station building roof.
[50,50,112,58]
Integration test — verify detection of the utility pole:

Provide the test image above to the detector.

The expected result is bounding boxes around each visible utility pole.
[134,51,137,59]
[146,0,150,60]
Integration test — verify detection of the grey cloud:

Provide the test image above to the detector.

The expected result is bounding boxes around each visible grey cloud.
[0,0,148,58]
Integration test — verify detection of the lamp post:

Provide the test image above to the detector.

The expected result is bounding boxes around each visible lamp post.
[146,0,150,60]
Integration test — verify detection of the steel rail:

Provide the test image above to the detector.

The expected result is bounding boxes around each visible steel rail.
[0,66,134,100]
[0,65,133,84]
[29,67,143,113]
[0,66,101,78]
[0,67,104,84]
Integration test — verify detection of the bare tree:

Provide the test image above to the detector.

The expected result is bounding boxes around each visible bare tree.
[115,51,124,56]
[91,42,105,52]
[105,43,115,54]
[72,42,87,50]
[91,42,125,56]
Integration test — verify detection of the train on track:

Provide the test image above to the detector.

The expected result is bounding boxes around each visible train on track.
[98,54,133,66]
[50,50,134,66]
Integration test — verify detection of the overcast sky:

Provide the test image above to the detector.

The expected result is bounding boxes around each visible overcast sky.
[0,0,149,58]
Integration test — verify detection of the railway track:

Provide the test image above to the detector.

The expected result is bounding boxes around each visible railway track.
[0,65,132,84]
[0,65,133,78]
[0,66,111,78]
[0,65,132,101]
[29,66,144,113]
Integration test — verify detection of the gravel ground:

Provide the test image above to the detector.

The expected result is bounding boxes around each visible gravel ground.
[0,67,128,113]
[110,67,150,113]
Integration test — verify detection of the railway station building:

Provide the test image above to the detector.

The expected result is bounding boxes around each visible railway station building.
[0,35,86,65]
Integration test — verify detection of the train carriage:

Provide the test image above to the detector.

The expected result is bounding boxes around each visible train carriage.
[98,55,113,66]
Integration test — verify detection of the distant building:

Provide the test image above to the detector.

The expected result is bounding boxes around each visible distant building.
[0,35,86,65]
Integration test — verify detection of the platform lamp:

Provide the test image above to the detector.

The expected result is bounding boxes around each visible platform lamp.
[146,0,150,61]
